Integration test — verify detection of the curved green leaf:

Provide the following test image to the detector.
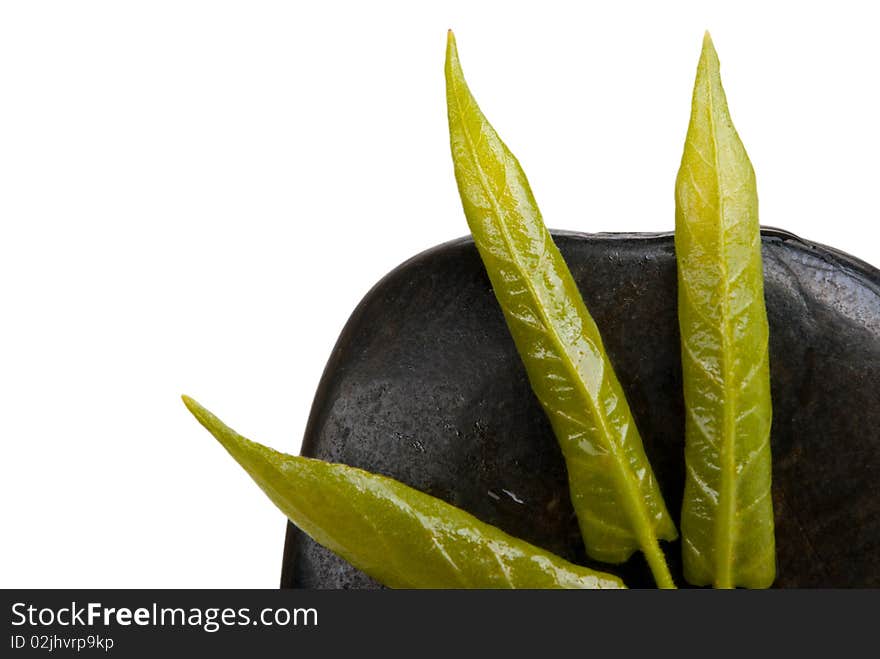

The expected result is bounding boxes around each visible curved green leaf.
[183,396,625,589]
[445,32,677,588]
[675,33,776,589]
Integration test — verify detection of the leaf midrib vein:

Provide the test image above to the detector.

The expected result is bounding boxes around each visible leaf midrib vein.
[703,66,738,589]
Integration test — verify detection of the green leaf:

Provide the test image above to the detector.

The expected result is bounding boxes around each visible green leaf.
[182,396,625,589]
[675,33,776,589]
[444,31,677,588]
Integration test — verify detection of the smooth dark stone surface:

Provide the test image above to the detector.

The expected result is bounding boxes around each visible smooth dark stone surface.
[281,229,880,588]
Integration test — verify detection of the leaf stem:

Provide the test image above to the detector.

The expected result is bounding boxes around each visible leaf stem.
[643,535,676,589]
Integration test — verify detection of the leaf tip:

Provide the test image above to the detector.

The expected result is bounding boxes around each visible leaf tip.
[181,395,230,448]
[698,30,720,73]
[702,30,714,49]
[181,394,202,420]
[181,395,268,467]
[445,29,460,75]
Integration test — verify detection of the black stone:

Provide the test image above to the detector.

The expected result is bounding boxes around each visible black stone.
[280,229,880,588]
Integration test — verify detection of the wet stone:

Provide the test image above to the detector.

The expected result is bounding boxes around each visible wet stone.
[281,229,880,588]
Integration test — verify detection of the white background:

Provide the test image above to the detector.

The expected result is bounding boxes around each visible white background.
[1,1,878,587]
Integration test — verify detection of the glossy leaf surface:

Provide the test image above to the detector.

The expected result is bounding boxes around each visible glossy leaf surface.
[445,32,677,587]
[183,396,625,589]
[675,34,776,588]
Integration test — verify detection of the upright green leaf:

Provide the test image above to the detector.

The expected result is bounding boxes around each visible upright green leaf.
[445,31,677,588]
[183,396,625,589]
[675,33,776,588]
